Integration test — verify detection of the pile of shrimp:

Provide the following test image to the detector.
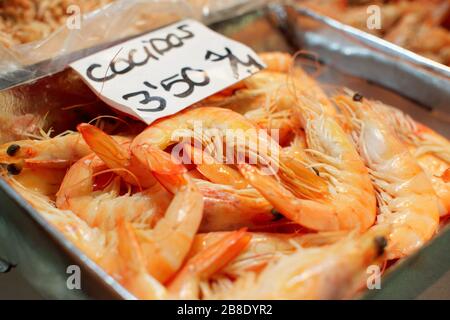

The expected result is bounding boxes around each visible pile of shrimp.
[0,0,115,47]
[299,0,450,66]
[1,52,449,300]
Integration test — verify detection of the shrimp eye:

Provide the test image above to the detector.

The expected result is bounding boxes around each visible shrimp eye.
[6,144,20,156]
[352,93,364,102]
[6,163,22,175]
[271,208,284,221]
[374,236,387,256]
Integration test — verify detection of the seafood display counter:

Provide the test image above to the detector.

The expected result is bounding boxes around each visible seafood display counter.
[0,2,449,300]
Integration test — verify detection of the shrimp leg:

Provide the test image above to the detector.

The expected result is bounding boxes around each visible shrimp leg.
[335,93,440,259]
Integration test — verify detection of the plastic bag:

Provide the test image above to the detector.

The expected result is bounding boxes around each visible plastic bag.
[0,0,272,70]
[0,0,197,69]
[0,0,272,142]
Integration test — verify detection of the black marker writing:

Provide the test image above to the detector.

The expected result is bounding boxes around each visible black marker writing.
[205,47,264,79]
[86,63,116,82]
[149,25,194,56]
[121,66,210,111]
[128,47,159,67]
[161,67,210,98]
[123,81,166,112]
[86,24,195,83]
[110,57,134,75]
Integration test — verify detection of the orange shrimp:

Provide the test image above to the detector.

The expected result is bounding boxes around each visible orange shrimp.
[0,133,92,170]
[259,52,293,73]
[238,92,376,232]
[167,229,251,299]
[78,109,326,230]
[113,226,249,300]
[205,230,387,300]
[194,178,274,232]
[55,153,171,231]
[372,101,450,216]
[335,93,440,259]
[189,231,347,279]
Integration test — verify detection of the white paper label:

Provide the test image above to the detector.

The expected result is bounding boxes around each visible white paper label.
[70,19,265,124]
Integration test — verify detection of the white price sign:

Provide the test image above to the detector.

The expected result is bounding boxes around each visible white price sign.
[70,19,265,124]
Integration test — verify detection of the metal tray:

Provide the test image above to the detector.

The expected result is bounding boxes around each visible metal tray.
[1,2,449,299]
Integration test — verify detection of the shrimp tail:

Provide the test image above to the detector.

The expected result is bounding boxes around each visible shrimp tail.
[258,52,293,73]
[182,143,248,189]
[168,228,251,299]
[186,228,251,278]
[130,142,189,193]
[116,218,167,300]
[77,123,129,170]
[132,143,187,175]
[78,123,156,188]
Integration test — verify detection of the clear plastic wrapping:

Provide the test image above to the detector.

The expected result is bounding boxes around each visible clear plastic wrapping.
[0,0,272,143]
[0,0,273,71]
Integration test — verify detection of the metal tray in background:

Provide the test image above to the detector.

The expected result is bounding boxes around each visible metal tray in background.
[1,3,449,299]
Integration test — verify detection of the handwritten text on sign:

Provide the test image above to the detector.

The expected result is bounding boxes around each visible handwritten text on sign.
[70,19,265,124]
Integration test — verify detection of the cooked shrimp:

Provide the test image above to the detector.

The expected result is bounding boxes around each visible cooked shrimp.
[204,231,387,300]
[56,154,172,231]
[382,2,450,65]
[78,121,283,232]
[11,177,175,299]
[335,93,440,259]
[384,10,429,48]
[9,177,115,265]
[199,52,336,141]
[0,132,128,197]
[239,91,377,232]
[372,101,450,216]
[2,166,67,197]
[79,108,325,211]
[189,231,347,279]
[204,64,336,139]
[115,218,168,299]
[115,225,249,300]
[258,52,293,73]
[135,107,325,195]
[82,112,326,231]
[57,149,204,284]
[130,107,280,173]
[168,229,251,299]
[0,133,92,171]
[194,178,274,232]
[13,176,178,299]
[182,143,248,189]
[200,71,295,145]
[126,173,203,283]
[76,124,156,188]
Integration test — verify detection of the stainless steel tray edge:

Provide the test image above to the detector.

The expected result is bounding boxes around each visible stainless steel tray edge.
[276,3,450,112]
[360,225,450,300]
[1,2,449,300]
[0,179,133,299]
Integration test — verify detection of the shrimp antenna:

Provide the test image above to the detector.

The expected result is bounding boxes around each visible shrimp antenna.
[92,168,143,193]
[88,115,132,131]
[61,100,98,111]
